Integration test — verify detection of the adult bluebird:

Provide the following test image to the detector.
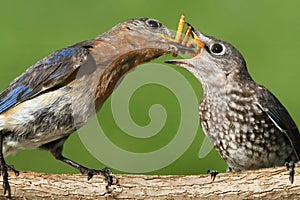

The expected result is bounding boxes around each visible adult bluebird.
[167,27,300,182]
[0,17,185,196]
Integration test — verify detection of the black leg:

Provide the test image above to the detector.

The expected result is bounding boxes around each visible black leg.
[207,169,218,182]
[49,142,115,189]
[6,165,19,177]
[285,161,295,184]
[0,135,14,197]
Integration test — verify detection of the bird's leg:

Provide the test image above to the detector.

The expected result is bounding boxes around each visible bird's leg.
[207,169,218,182]
[0,135,10,197]
[285,161,295,184]
[50,145,115,190]
[0,134,20,197]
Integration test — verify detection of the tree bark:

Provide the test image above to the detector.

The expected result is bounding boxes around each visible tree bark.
[2,166,300,199]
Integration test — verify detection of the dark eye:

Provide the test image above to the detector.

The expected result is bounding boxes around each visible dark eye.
[210,43,226,55]
[147,20,161,28]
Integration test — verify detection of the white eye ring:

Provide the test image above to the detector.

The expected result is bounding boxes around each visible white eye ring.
[209,43,226,56]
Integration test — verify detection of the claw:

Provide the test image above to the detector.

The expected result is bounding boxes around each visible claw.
[84,167,116,191]
[207,169,218,182]
[7,164,19,176]
[285,161,295,184]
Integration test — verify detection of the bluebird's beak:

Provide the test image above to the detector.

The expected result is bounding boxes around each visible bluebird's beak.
[164,28,211,69]
[163,37,196,53]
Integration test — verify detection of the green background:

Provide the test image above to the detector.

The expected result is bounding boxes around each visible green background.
[1,0,300,175]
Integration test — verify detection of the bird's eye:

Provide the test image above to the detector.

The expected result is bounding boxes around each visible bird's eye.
[210,43,226,55]
[147,20,161,28]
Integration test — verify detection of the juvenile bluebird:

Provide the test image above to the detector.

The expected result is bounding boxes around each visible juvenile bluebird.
[0,17,185,196]
[167,28,300,182]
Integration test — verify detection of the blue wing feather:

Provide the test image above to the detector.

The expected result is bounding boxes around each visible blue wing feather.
[0,85,31,113]
[0,45,89,114]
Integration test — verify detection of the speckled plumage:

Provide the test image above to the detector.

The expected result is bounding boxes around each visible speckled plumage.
[0,18,182,196]
[167,30,300,173]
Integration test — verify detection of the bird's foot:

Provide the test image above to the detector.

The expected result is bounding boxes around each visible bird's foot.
[285,161,295,184]
[6,164,19,177]
[207,169,218,182]
[80,167,117,191]
[0,163,19,197]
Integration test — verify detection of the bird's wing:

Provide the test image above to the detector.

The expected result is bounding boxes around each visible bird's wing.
[0,45,90,114]
[256,86,300,160]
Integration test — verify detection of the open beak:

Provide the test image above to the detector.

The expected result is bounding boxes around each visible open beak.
[162,36,196,52]
[164,59,194,68]
[157,14,206,56]
[164,15,206,67]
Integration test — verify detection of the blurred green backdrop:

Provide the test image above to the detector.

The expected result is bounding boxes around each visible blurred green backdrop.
[0,0,300,175]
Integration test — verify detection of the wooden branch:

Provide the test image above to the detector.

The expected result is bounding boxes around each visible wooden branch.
[3,166,300,199]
